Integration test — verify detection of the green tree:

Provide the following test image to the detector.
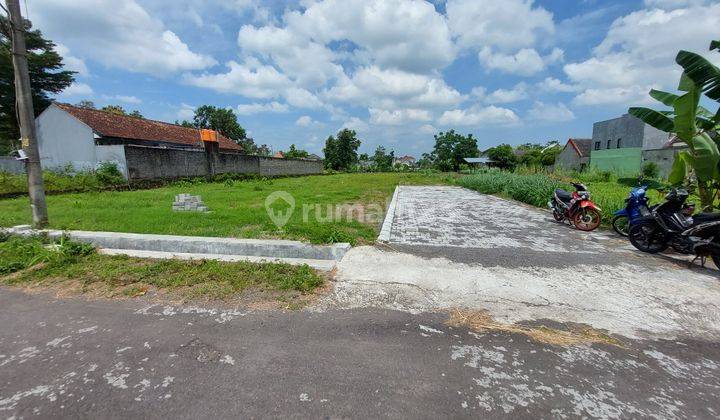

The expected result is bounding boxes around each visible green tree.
[192,105,247,142]
[0,16,75,153]
[284,144,309,159]
[485,144,517,170]
[128,110,143,119]
[101,105,126,115]
[323,128,361,170]
[372,146,394,171]
[75,100,95,109]
[429,130,479,171]
[629,39,720,210]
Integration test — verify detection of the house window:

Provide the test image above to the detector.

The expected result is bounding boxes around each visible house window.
[607,139,611,149]
[617,138,622,148]
[594,141,600,150]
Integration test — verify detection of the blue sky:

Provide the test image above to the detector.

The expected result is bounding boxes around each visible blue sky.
[29,0,720,156]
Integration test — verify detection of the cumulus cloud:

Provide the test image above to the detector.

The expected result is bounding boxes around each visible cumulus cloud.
[536,77,579,93]
[438,106,519,127]
[55,44,88,76]
[478,47,563,76]
[30,0,216,76]
[57,82,93,98]
[485,83,528,104]
[527,101,575,122]
[184,58,291,98]
[106,95,142,104]
[369,108,433,126]
[447,0,555,51]
[565,2,720,106]
[236,101,289,115]
[176,103,195,121]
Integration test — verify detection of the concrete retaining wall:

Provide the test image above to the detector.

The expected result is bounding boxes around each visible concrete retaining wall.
[0,156,24,174]
[642,147,686,180]
[124,145,323,180]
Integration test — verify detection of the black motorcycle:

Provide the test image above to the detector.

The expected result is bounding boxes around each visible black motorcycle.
[628,189,720,268]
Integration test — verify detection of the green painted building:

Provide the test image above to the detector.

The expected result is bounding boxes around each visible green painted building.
[589,114,670,175]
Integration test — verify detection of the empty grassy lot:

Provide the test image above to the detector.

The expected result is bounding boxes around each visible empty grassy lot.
[0,172,454,244]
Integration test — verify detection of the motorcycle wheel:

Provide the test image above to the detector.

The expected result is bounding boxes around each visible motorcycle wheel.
[628,221,667,254]
[611,215,630,237]
[573,208,601,231]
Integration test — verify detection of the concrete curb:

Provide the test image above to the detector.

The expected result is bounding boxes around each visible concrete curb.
[377,185,400,242]
[97,249,337,271]
[4,226,350,271]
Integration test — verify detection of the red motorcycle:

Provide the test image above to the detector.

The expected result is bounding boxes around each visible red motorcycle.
[548,183,602,231]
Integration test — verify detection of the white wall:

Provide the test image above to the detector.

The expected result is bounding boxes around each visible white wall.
[36,104,96,171]
[95,144,128,178]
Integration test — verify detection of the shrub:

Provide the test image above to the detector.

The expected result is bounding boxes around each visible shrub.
[641,162,660,180]
[96,162,125,186]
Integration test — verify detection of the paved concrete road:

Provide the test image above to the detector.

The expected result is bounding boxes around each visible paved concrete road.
[334,186,720,340]
[1,289,719,419]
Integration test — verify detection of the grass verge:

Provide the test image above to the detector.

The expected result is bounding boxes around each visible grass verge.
[0,235,324,304]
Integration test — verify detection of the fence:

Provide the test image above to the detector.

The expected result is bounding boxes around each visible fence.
[0,156,24,174]
[123,145,323,180]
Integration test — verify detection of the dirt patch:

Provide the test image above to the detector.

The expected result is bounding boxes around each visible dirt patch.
[445,308,622,347]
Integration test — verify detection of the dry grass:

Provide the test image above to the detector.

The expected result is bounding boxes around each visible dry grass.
[445,308,622,347]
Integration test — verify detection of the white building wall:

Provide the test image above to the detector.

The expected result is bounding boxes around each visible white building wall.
[95,145,128,178]
[35,104,96,171]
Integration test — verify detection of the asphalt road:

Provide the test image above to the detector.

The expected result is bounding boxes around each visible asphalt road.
[1,289,719,419]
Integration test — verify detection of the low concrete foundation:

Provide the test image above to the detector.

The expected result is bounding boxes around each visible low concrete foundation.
[5,226,350,271]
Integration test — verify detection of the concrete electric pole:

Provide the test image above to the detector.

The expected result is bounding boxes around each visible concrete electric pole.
[6,0,48,227]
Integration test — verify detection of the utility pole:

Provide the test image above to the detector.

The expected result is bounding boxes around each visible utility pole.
[6,0,48,227]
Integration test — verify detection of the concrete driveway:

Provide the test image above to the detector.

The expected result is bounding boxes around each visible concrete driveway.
[332,186,720,341]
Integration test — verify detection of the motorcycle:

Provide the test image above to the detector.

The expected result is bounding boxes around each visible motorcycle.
[612,186,651,236]
[548,182,603,231]
[628,188,720,268]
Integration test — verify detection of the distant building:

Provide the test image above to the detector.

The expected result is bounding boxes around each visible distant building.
[393,155,416,167]
[306,153,322,161]
[464,157,494,168]
[35,103,242,177]
[589,114,670,175]
[554,138,592,171]
[274,151,284,158]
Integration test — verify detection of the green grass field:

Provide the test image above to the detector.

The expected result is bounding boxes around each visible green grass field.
[0,172,454,244]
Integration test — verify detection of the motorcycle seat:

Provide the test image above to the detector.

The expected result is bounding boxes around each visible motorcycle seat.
[554,188,573,202]
[692,212,720,223]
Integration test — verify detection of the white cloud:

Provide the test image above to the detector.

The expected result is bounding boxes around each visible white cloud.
[341,117,369,133]
[527,101,575,122]
[296,116,313,127]
[536,77,579,93]
[447,0,555,51]
[184,58,291,98]
[565,3,720,106]
[485,83,528,104]
[57,82,93,98]
[438,106,519,127]
[572,86,656,106]
[176,103,195,121]
[419,124,437,135]
[55,44,88,76]
[106,95,142,104]
[325,66,463,110]
[369,108,432,126]
[478,47,563,76]
[236,101,289,115]
[30,0,216,76]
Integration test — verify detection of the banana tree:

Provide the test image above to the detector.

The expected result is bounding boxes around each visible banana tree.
[629,40,720,211]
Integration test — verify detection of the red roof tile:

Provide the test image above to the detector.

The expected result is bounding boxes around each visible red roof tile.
[55,103,243,152]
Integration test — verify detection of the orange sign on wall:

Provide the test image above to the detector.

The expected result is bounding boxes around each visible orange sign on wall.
[200,129,218,142]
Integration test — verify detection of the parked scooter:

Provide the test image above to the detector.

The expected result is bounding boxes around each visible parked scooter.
[612,186,651,236]
[548,182,602,231]
[628,188,720,267]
